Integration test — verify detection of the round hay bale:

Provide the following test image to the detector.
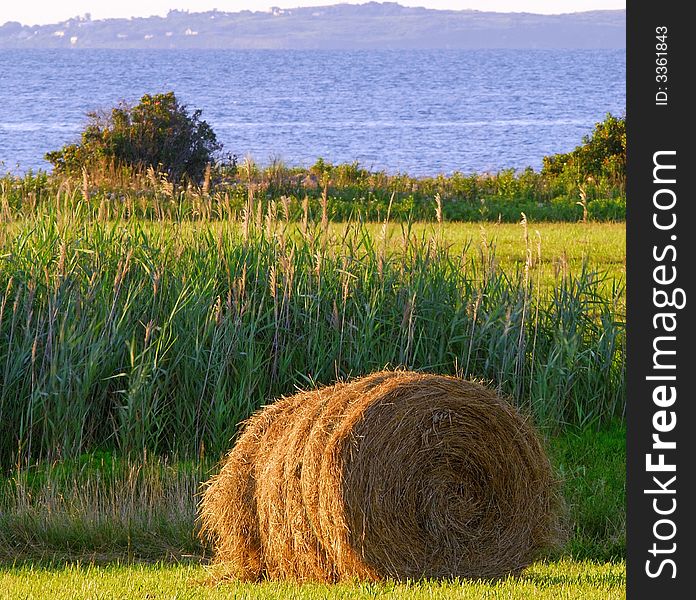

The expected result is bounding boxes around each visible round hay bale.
[256,384,342,581]
[325,371,561,580]
[297,370,404,582]
[199,370,561,582]
[198,392,301,581]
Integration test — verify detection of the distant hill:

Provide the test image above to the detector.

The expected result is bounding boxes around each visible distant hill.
[0,2,625,50]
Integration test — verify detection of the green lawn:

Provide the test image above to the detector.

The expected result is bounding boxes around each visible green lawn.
[151,220,626,284]
[432,221,624,273]
[0,560,625,599]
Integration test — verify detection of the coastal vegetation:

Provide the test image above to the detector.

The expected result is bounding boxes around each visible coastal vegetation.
[45,92,221,185]
[0,102,628,223]
[0,213,624,470]
[0,100,626,596]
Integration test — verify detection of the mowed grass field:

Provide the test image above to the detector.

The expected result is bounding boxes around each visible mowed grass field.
[356,221,625,294]
[130,220,626,284]
[0,561,625,600]
[0,216,625,598]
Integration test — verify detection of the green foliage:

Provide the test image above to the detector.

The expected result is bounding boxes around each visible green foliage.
[0,214,624,471]
[31,110,627,221]
[548,422,626,561]
[542,113,626,194]
[45,92,221,184]
[6,111,623,222]
[0,166,627,223]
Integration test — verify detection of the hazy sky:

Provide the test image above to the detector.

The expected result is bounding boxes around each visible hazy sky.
[3,1,626,26]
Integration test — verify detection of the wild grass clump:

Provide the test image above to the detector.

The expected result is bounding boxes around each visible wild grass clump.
[0,420,625,565]
[0,204,624,471]
[0,452,204,563]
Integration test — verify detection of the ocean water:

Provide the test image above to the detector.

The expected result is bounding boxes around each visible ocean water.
[0,49,625,176]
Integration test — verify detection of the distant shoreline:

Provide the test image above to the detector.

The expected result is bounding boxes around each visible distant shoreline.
[0,5,625,50]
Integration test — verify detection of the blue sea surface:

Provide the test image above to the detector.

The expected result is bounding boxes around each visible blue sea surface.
[0,49,625,176]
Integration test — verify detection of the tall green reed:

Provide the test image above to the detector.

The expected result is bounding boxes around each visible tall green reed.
[0,207,625,471]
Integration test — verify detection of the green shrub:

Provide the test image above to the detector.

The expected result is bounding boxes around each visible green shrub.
[542,113,626,196]
[45,92,221,184]
[588,197,627,222]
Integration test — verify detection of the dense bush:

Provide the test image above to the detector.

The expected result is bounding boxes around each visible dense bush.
[542,113,626,195]
[45,92,221,184]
